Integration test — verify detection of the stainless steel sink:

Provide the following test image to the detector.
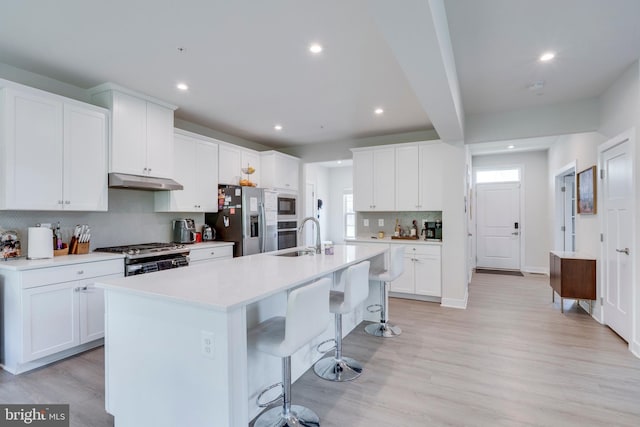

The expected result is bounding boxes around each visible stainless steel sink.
[273,249,316,257]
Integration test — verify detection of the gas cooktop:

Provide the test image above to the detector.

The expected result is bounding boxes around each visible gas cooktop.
[94,242,188,256]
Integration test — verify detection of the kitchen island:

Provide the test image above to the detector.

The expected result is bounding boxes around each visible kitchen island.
[96,244,387,427]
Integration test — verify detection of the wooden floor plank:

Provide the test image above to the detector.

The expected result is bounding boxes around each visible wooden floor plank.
[2,272,639,426]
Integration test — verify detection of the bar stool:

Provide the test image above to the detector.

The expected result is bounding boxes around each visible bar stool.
[365,245,405,338]
[251,278,331,427]
[313,260,370,382]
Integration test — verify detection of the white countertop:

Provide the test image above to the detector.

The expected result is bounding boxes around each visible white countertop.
[0,252,125,271]
[550,250,596,260]
[346,237,442,245]
[185,241,235,250]
[96,244,387,312]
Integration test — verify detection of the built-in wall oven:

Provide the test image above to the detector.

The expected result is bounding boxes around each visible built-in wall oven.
[277,220,298,250]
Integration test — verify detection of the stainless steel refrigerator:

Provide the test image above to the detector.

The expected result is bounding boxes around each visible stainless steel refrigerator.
[205,185,277,257]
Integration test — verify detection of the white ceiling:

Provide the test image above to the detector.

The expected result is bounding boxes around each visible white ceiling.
[1,0,639,152]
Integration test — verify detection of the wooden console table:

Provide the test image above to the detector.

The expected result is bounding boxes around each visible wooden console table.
[549,251,596,313]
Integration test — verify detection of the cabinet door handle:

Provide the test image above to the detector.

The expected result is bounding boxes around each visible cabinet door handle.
[148,168,152,172]
[58,200,63,205]
[616,248,630,255]
[77,270,84,275]
[75,286,88,292]
[65,200,70,204]
[211,251,215,255]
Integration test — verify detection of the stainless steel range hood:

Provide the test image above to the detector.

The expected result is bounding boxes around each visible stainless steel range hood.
[108,173,183,191]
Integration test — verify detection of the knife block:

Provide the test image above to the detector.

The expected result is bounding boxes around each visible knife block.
[69,237,90,254]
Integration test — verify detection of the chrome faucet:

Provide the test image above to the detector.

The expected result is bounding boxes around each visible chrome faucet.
[298,216,321,254]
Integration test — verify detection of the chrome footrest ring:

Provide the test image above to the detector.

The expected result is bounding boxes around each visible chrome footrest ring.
[316,338,337,354]
[367,303,382,313]
[256,382,283,408]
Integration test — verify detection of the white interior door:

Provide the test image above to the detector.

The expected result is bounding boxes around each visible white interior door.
[476,183,521,270]
[601,136,633,342]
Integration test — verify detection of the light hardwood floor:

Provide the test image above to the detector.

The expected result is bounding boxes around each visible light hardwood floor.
[2,272,640,426]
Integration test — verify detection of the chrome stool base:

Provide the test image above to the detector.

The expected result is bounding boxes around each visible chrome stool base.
[313,356,363,382]
[365,322,402,338]
[253,404,320,427]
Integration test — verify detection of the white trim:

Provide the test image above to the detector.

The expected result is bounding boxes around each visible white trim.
[597,128,638,358]
[441,288,468,309]
[522,266,548,275]
[87,82,178,110]
[553,160,577,251]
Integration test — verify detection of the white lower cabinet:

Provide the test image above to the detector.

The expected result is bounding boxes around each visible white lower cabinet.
[189,245,234,264]
[1,258,123,374]
[390,244,441,297]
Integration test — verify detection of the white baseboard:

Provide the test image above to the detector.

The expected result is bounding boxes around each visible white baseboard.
[441,288,468,309]
[522,266,549,275]
[631,340,640,360]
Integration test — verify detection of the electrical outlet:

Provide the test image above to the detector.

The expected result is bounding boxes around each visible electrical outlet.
[201,331,214,359]
[363,219,369,227]
[378,219,384,227]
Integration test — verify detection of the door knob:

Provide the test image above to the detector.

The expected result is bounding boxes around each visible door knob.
[616,248,630,255]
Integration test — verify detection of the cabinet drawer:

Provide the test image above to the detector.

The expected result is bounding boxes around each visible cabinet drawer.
[189,245,233,262]
[402,244,441,257]
[21,259,124,289]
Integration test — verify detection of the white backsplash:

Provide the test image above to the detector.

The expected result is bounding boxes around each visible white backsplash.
[356,211,442,238]
[0,189,206,252]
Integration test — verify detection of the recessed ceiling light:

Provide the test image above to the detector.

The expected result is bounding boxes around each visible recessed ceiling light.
[539,52,555,62]
[176,83,189,91]
[337,160,342,164]
[507,145,515,149]
[309,43,323,54]
[374,108,384,115]
[274,124,283,131]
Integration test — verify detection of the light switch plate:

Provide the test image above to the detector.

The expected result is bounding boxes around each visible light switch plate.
[363,219,369,227]
[378,219,384,227]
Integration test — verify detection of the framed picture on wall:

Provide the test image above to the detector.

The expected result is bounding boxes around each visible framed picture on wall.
[577,165,597,214]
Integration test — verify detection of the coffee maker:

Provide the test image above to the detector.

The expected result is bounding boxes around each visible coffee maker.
[172,219,196,243]
[421,220,442,241]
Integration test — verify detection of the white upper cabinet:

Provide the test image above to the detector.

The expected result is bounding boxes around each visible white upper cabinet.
[155,130,219,212]
[260,151,300,191]
[0,84,108,211]
[90,84,176,179]
[354,140,450,212]
[395,145,420,210]
[352,147,395,211]
[63,103,108,211]
[418,142,448,211]
[218,144,261,186]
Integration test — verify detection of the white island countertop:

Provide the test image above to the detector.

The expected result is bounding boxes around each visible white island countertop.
[97,244,387,312]
[346,236,443,245]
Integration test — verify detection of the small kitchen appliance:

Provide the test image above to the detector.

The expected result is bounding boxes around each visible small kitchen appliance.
[172,219,196,243]
[202,224,214,241]
[421,221,442,241]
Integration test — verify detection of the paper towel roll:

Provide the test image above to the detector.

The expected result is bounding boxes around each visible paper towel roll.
[28,227,53,259]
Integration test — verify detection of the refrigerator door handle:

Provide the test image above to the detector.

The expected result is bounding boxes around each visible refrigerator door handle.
[259,202,266,253]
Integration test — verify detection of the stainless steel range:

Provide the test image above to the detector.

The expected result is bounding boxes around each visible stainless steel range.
[94,243,190,276]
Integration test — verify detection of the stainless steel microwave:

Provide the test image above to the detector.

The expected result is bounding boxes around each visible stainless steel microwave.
[277,194,297,217]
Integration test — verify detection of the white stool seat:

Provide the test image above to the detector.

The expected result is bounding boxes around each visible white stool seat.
[314,261,370,382]
[251,278,331,427]
[365,245,404,338]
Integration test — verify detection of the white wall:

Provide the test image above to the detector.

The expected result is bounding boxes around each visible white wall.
[327,166,353,243]
[301,164,330,245]
[548,132,603,260]
[439,143,468,308]
[473,150,549,273]
[598,60,640,358]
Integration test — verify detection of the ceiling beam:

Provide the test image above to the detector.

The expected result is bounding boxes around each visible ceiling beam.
[368,0,464,143]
